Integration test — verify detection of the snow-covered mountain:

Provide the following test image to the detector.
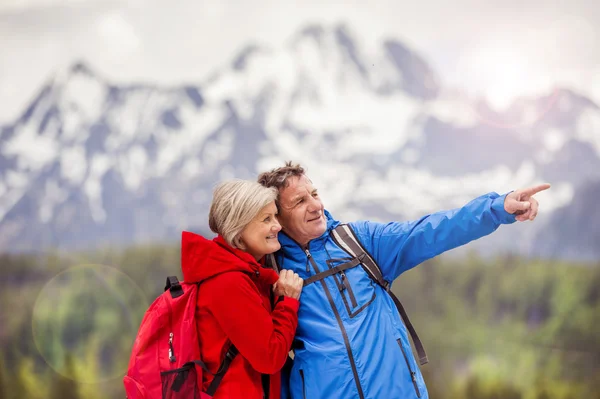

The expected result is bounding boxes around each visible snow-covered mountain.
[1,23,599,259]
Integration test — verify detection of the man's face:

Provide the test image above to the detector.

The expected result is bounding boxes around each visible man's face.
[277,174,327,247]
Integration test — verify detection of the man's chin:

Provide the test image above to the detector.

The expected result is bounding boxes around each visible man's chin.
[313,222,327,236]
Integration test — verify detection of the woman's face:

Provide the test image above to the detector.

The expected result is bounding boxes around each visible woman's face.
[240,201,282,260]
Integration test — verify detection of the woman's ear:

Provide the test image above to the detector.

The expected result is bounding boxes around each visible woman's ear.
[232,235,246,251]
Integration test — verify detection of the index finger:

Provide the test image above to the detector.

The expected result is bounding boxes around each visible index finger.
[520,183,551,197]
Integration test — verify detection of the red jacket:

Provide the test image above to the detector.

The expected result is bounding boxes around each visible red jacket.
[181,232,299,399]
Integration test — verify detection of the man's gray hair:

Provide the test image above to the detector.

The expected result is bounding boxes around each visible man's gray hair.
[209,179,278,250]
[257,161,305,191]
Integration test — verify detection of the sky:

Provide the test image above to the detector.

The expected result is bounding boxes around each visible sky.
[0,0,599,124]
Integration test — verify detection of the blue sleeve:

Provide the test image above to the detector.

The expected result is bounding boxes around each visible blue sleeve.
[349,192,516,282]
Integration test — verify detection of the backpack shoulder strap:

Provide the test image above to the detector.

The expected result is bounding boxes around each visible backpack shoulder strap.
[265,253,279,273]
[171,345,239,396]
[331,225,386,287]
[331,224,429,365]
[205,345,239,396]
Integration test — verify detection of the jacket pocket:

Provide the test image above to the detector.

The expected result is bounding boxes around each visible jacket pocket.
[397,339,421,398]
[299,369,307,399]
[160,363,202,399]
[330,260,376,318]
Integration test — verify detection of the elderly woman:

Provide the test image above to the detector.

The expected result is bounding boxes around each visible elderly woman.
[180,179,303,399]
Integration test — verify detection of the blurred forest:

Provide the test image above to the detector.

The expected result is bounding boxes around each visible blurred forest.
[0,245,599,399]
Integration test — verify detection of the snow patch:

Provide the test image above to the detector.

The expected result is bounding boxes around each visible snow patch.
[39,180,69,223]
[61,73,107,122]
[3,122,58,172]
[119,145,147,191]
[287,90,420,154]
[105,90,157,149]
[155,103,228,175]
[83,154,112,223]
[61,105,88,142]
[60,145,87,185]
[201,128,234,169]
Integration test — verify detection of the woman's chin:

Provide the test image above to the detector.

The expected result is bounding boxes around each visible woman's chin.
[268,242,281,254]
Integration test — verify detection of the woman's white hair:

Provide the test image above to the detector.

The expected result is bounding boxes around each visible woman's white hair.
[208,179,278,250]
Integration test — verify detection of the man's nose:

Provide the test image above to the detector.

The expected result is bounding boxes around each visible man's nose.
[307,196,322,212]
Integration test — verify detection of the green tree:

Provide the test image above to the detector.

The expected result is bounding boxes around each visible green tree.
[536,391,551,399]
[49,355,79,399]
[7,356,30,399]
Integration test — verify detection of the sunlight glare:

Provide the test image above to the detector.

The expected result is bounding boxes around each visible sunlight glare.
[463,46,532,110]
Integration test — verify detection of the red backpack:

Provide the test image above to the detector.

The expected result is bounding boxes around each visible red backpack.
[124,276,238,399]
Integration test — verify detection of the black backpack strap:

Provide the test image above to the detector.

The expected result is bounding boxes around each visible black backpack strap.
[164,276,184,299]
[205,345,239,396]
[331,226,386,285]
[168,359,210,392]
[265,253,280,273]
[170,349,236,394]
[303,256,363,286]
[331,224,429,365]
[261,373,271,399]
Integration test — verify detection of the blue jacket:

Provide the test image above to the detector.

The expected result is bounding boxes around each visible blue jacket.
[277,192,516,399]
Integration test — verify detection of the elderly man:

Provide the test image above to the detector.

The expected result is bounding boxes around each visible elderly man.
[258,161,550,399]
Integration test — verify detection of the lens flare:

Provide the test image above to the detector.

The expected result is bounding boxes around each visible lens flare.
[32,264,148,383]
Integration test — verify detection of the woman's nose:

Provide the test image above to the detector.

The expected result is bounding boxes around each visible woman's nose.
[272,219,282,232]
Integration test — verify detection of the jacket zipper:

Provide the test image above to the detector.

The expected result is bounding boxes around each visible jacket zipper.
[339,271,358,308]
[398,339,421,397]
[299,369,306,399]
[304,248,365,399]
[166,298,176,363]
[327,234,362,311]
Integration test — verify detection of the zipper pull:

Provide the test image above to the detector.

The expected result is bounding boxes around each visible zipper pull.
[304,249,311,273]
[340,272,347,291]
[168,332,176,362]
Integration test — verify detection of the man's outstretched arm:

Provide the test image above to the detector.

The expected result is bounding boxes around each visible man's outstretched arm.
[350,183,550,282]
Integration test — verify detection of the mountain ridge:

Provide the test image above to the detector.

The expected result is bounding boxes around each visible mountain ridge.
[0,23,598,259]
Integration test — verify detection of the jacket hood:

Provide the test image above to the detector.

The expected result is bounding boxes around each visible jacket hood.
[180,231,279,285]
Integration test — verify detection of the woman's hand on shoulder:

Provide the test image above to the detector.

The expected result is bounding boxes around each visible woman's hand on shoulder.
[273,269,303,300]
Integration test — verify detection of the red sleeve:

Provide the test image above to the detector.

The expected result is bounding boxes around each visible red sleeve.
[205,272,299,374]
